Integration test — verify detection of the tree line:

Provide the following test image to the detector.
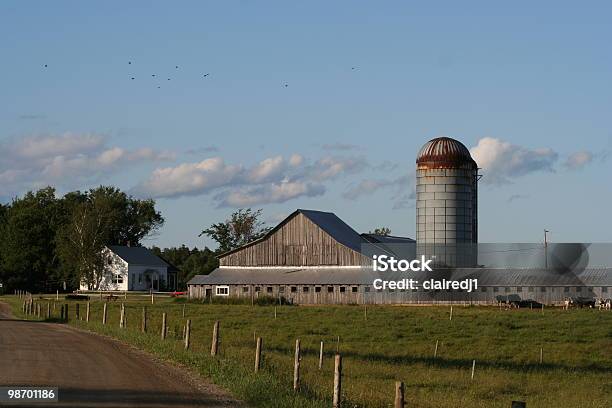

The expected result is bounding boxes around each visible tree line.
[0,186,274,293]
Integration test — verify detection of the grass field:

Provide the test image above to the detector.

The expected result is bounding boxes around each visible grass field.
[4,294,612,408]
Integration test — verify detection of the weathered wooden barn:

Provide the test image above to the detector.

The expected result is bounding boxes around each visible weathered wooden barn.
[187,209,612,305]
[187,209,416,304]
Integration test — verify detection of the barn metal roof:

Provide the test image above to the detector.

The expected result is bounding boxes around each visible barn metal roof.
[187,267,612,286]
[108,245,169,267]
[218,209,404,258]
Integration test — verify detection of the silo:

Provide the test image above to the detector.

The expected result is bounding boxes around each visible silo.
[416,137,479,267]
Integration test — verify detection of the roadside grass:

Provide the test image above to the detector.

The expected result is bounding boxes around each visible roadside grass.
[4,295,612,408]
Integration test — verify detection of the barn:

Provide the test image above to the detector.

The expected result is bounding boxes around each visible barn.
[187,209,415,304]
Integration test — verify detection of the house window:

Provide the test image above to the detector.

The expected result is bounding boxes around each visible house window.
[327,286,334,293]
[291,286,297,293]
[340,287,346,293]
[215,286,229,296]
[112,274,123,284]
[351,286,358,293]
[315,286,321,293]
[303,286,309,293]
[266,286,273,294]
[242,286,249,293]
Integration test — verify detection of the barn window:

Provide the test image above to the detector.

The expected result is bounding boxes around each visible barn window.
[576,287,582,293]
[352,286,358,293]
[364,287,370,293]
[327,286,334,293]
[215,286,229,296]
[493,287,499,292]
[340,287,346,293]
[540,287,546,292]
[315,286,321,293]
[504,287,510,293]
[266,286,273,293]
[516,286,522,292]
[303,287,309,293]
[255,286,261,292]
[279,286,285,293]
[480,287,487,292]
[603,287,609,293]
[242,286,249,293]
[564,287,570,292]
[291,286,297,293]
[528,287,534,292]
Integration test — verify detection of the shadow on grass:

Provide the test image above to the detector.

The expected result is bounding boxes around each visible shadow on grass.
[264,345,612,375]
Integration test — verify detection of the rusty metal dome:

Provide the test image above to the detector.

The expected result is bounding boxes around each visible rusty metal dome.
[416,137,477,169]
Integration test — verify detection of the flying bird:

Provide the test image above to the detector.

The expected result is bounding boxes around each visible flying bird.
[128,61,132,65]
[203,73,209,77]
[284,83,288,87]
[167,78,171,80]
[131,77,135,80]
[175,65,179,69]
[152,74,156,77]
[44,64,48,68]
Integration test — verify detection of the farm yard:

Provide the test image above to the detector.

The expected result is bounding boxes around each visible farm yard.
[4,294,612,408]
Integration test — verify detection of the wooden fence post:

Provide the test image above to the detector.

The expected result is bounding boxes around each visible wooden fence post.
[46,303,51,319]
[450,306,453,321]
[75,304,80,321]
[539,347,543,364]
[211,321,219,356]
[255,337,262,372]
[161,312,167,340]
[293,339,301,391]
[151,292,154,304]
[184,319,191,350]
[434,340,439,359]
[119,304,125,328]
[471,359,476,380]
[102,303,107,325]
[319,340,324,370]
[333,354,342,408]
[86,302,90,322]
[394,381,405,408]
[511,402,526,408]
[36,303,41,318]
[141,307,147,333]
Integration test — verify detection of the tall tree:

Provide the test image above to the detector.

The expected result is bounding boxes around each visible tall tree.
[0,187,63,292]
[199,208,272,253]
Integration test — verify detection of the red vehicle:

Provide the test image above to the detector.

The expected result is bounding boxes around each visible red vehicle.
[170,291,186,297]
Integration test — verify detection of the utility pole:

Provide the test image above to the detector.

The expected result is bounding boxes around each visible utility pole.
[544,229,550,269]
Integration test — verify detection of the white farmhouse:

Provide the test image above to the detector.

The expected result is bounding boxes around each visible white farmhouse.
[80,245,177,292]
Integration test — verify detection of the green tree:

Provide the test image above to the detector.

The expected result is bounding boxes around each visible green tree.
[199,208,272,253]
[0,187,64,292]
[369,227,392,236]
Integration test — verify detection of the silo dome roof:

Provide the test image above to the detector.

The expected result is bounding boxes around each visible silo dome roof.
[416,137,477,169]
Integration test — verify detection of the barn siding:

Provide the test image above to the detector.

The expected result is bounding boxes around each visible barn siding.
[220,213,367,267]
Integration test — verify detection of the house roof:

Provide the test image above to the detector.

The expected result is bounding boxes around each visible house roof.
[187,267,612,286]
[107,245,169,267]
[218,209,414,258]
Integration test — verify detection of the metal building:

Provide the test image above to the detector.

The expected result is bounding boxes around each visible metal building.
[415,137,479,267]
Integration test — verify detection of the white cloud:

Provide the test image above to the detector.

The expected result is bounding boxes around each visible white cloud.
[216,181,325,207]
[0,133,174,198]
[564,151,593,170]
[343,173,415,209]
[134,153,369,206]
[470,137,558,184]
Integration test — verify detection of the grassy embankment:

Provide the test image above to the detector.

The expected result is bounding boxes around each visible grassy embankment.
[4,295,612,408]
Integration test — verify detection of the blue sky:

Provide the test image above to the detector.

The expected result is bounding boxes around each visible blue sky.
[1,1,611,248]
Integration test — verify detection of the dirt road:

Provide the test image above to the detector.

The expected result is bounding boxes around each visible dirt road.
[0,302,243,407]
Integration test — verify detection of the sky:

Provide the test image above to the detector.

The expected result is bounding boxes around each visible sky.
[1,1,611,249]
